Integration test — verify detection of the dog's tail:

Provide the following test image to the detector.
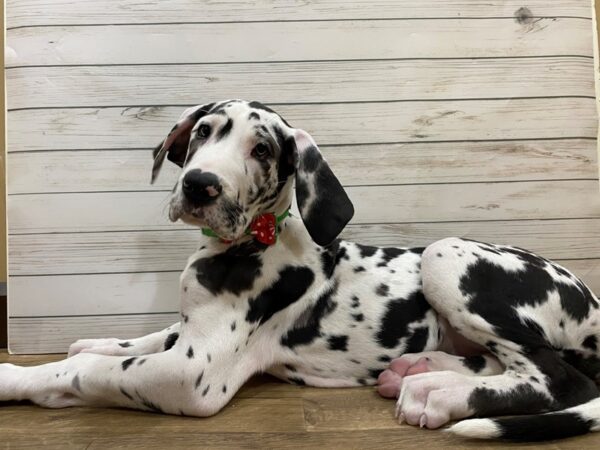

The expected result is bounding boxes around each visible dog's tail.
[447,396,600,441]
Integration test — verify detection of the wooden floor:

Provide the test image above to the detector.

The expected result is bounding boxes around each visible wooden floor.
[1,353,599,449]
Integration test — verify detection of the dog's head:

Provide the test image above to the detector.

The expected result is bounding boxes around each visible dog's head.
[152,100,354,246]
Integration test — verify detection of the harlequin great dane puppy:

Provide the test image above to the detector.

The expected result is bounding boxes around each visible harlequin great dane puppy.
[1,100,599,441]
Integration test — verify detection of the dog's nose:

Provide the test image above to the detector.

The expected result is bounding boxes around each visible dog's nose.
[182,170,222,206]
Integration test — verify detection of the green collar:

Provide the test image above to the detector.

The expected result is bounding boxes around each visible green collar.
[201,209,290,243]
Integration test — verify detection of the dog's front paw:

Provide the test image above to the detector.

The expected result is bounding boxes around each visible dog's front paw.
[0,363,25,402]
[68,338,133,357]
[395,371,473,429]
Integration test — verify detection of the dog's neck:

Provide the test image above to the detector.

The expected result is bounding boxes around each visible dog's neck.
[199,182,295,249]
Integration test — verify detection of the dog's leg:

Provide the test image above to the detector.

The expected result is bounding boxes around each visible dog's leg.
[395,238,600,433]
[377,351,503,398]
[68,322,181,357]
[0,338,252,416]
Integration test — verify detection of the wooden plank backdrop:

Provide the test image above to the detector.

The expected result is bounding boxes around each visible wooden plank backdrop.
[5,1,600,353]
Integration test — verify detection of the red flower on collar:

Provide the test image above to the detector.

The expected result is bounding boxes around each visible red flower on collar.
[249,212,277,245]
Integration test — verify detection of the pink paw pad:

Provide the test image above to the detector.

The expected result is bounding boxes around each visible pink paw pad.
[376,356,431,399]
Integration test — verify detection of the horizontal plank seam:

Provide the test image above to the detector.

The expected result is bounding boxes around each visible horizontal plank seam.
[6,95,598,113]
[5,16,593,31]
[8,178,600,197]
[9,216,600,237]
[9,312,180,319]
[5,55,595,70]
[7,137,598,154]
[10,270,182,277]
[6,55,594,72]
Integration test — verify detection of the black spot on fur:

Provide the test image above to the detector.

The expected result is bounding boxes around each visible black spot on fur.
[376,291,430,349]
[192,242,263,296]
[583,335,598,351]
[187,346,194,359]
[320,240,345,278]
[281,282,338,349]
[216,118,233,141]
[122,357,137,371]
[486,341,498,353]
[118,342,132,348]
[246,266,314,324]
[376,284,389,297]
[195,371,204,389]
[460,253,597,353]
[469,383,553,417]
[327,335,349,351]
[368,368,383,379]
[120,387,134,401]
[207,353,212,363]
[164,332,179,351]
[248,101,291,127]
[496,411,594,442]
[378,355,391,363]
[560,350,600,382]
[248,111,260,120]
[202,385,210,396]
[284,364,297,372]
[288,377,306,386]
[354,266,365,273]
[357,244,377,258]
[231,321,236,332]
[136,389,164,414]
[222,385,227,394]
[352,313,364,322]
[377,247,406,267]
[404,326,429,353]
[461,355,486,373]
[357,378,368,385]
[71,375,82,392]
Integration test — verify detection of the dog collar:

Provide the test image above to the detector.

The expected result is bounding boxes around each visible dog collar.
[201,210,290,245]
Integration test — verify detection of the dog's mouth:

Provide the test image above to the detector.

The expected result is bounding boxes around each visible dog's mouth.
[170,195,247,240]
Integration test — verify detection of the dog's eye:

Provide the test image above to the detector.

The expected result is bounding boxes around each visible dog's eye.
[197,124,211,138]
[252,143,270,160]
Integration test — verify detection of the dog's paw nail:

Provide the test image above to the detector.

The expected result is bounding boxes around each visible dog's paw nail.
[398,412,405,424]
[419,414,427,428]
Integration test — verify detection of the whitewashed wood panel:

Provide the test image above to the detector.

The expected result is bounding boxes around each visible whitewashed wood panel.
[8,313,180,354]
[6,18,592,68]
[7,139,597,194]
[8,180,600,234]
[7,99,597,152]
[10,257,600,354]
[6,1,592,28]
[7,1,599,353]
[9,272,180,316]
[10,219,600,276]
[6,57,595,110]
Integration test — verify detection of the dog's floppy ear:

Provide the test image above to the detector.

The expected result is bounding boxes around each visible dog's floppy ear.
[151,103,214,184]
[292,129,354,246]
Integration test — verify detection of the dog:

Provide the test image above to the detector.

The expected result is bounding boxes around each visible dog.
[2,100,599,441]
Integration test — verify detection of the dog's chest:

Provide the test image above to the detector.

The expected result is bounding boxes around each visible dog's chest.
[177,224,440,385]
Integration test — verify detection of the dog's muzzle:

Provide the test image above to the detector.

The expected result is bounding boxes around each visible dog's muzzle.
[182,170,222,207]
